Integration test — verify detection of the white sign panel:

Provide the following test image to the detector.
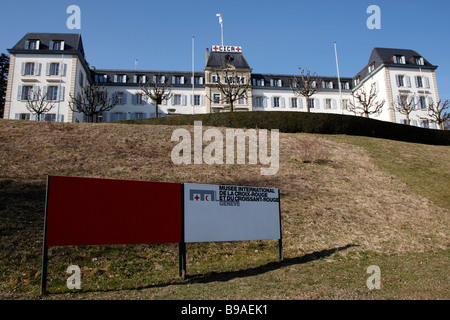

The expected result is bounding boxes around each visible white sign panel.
[184,183,281,243]
[211,45,242,53]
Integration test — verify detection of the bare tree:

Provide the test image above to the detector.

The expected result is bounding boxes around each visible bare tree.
[25,87,56,121]
[347,85,385,118]
[393,95,417,125]
[69,83,117,123]
[420,99,450,130]
[139,74,172,118]
[290,68,322,113]
[207,65,251,112]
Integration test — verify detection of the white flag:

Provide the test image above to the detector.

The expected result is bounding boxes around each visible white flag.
[216,13,223,25]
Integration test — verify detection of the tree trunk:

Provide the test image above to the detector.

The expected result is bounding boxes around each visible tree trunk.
[229,97,234,113]
[155,102,159,118]
[306,97,310,113]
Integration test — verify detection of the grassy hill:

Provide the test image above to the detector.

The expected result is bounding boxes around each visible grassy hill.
[0,117,448,300]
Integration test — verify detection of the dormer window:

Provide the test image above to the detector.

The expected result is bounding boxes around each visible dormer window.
[25,40,40,50]
[393,55,406,64]
[50,40,64,51]
[354,77,361,86]
[415,57,424,66]
[368,62,375,73]
[270,79,282,87]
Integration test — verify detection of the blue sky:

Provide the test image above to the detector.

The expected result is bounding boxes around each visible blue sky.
[1,0,450,98]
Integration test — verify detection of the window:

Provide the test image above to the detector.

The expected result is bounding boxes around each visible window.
[97,74,107,83]
[238,95,245,105]
[20,113,30,120]
[51,41,63,50]
[291,97,298,108]
[25,62,35,76]
[47,87,58,101]
[135,94,143,105]
[341,82,350,90]
[419,96,426,109]
[416,76,423,88]
[415,57,424,66]
[393,55,406,64]
[397,75,405,87]
[421,120,429,128]
[193,95,201,106]
[193,77,202,85]
[342,99,349,110]
[368,62,375,73]
[271,79,281,87]
[253,79,264,87]
[173,94,181,105]
[273,97,280,107]
[49,63,59,76]
[309,99,315,109]
[325,99,332,109]
[43,114,56,122]
[173,76,183,85]
[114,113,124,121]
[135,113,144,120]
[27,40,39,50]
[254,96,263,107]
[115,92,124,105]
[135,75,146,84]
[116,75,125,83]
[22,86,33,100]
[213,94,221,104]
[354,77,360,86]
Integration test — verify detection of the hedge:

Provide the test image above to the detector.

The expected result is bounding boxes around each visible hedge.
[120,111,450,146]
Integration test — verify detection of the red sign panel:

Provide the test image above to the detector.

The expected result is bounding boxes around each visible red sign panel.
[45,176,182,246]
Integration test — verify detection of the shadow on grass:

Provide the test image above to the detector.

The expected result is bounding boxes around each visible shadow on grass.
[49,244,357,296]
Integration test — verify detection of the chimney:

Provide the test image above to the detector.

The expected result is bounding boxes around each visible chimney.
[206,48,210,65]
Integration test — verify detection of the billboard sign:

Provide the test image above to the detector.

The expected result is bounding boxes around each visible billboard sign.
[184,183,281,243]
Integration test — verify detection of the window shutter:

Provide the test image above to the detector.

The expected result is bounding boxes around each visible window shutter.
[33,85,39,100]
[181,77,185,85]
[281,97,285,108]
[425,77,430,88]
[46,63,50,76]
[428,96,433,106]
[30,114,37,121]
[199,77,203,85]
[153,75,156,82]
[62,64,67,76]
[123,76,127,83]
[201,95,205,105]
[49,41,54,50]
[21,63,26,76]
[131,94,135,105]
[270,79,274,87]
[114,75,118,83]
[406,76,411,88]
[333,99,337,109]
[315,98,320,109]
[17,86,23,100]
[35,63,41,76]
[43,86,48,99]
[36,41,40,50]
[182,95,187,106]
[58,114,64,122]
[288,97,292,108]
[133,75,137,83]
[25,41,30,50]
[59,86,65,102]
[61,41,65,50]
[172,76,176,84]
[278,79,282,87]
[123,93,127,105]
[299,98,303,109]
[395,75,400,87]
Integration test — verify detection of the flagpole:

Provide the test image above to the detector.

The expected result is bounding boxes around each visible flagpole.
[192,36,195,115]
[334,42,344,114]
[217,14,223,46]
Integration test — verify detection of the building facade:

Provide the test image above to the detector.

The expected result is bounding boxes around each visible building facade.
[3,33,441,128]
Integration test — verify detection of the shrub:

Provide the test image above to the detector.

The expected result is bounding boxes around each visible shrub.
[121,112,450,146]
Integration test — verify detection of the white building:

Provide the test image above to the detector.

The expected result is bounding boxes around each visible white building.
[3,33,441,128]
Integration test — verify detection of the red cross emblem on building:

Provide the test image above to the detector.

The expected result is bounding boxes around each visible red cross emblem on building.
[213,45,219,51]
[236,46,241,52]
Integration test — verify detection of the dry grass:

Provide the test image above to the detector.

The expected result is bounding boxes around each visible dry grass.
[0,119,448,300]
